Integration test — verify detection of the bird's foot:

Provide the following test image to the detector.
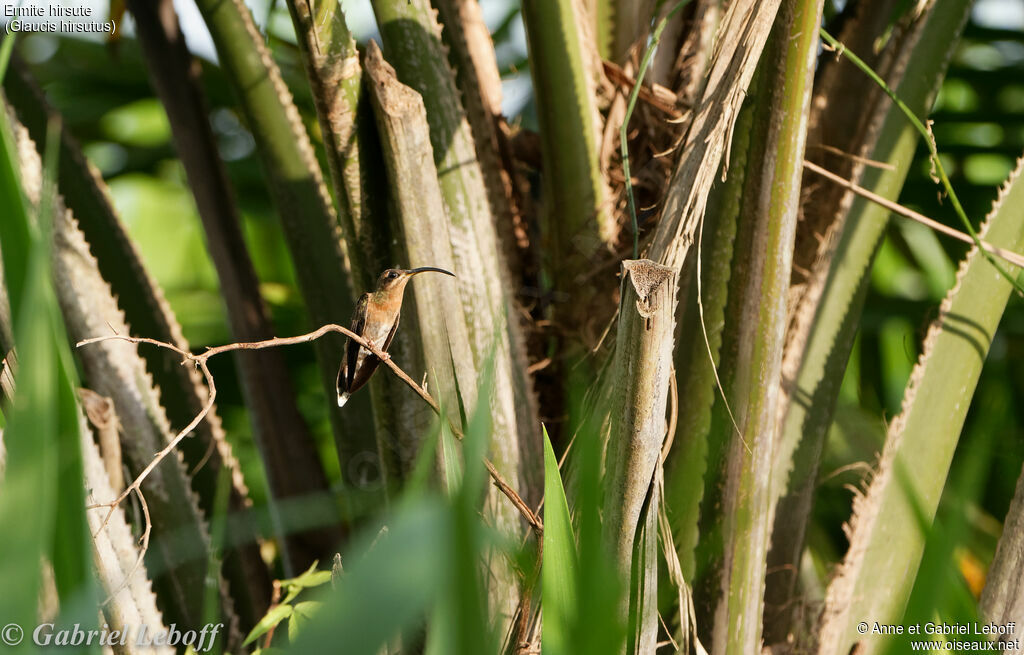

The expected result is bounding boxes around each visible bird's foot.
[365,339,390,360]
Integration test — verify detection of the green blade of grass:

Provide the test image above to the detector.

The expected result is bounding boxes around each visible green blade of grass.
[542,426,578,655]
[426,355,495,655]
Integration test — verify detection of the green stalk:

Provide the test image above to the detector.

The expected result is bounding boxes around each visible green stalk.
[695,0,820,651]
[663,93,751,584]
[284,0,388,291]
[602,259,677,653]
[521,0,612,278]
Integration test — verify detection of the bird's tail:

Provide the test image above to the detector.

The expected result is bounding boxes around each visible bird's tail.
[337,391,350,408]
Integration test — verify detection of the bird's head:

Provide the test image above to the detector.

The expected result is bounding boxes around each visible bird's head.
[373,266,456,296]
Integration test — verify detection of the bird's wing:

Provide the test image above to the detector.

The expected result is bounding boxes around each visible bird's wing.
[382,313,400,351]
[347,311,401,396]
[338,293,368,394]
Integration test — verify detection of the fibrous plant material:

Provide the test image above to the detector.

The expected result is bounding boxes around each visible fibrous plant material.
[649,0,782,272]
[434,0,531,280]
[602,258,677,648]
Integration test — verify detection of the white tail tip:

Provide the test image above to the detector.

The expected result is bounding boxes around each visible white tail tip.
[337,392,350,408]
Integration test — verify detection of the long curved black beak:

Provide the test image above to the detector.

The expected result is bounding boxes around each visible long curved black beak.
[406,266,456,277]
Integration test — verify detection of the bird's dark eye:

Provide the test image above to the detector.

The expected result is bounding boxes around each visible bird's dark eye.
[388,271,399,279]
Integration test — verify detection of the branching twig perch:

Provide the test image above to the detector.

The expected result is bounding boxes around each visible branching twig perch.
[78,324,543,536]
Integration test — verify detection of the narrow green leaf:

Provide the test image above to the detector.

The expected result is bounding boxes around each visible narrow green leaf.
[0,31,14,79]
[0,155,50,630]
[282,561,331,590]
[286,601,321,643]
[244,604,294,647]
[542,426,578,655]
[426,353,496,654]
[0,98,95,642]
[440,421,463,497]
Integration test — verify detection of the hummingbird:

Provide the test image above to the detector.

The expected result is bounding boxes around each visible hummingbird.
[336,266,456,407]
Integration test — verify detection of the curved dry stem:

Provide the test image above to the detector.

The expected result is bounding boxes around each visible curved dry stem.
[94,459,154,607]
[78,325,543,535]
[85,353,217,599]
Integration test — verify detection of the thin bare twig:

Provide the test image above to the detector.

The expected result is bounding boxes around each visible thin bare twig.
[803,160,1024,269]
[77,324,543,535]
[807,144,896,171]
[263,579,283,649]
[84,353,216,539]
[95,484,152,607]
